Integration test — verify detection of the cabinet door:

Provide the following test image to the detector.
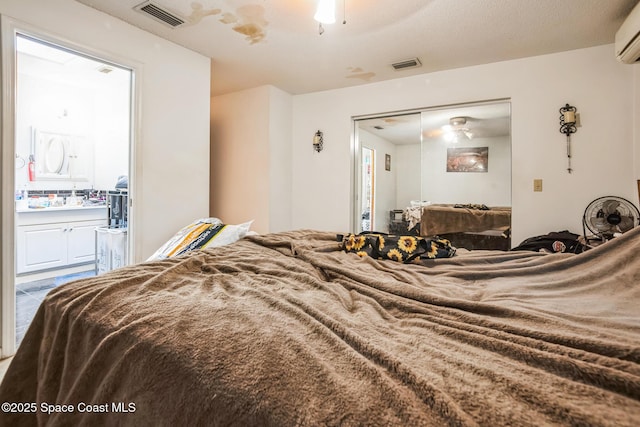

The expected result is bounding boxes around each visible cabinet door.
[16,223,67,274]
[67,220,105,265]
[68,138,94,182]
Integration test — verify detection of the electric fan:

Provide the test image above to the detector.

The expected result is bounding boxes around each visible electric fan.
[582,196,640,241]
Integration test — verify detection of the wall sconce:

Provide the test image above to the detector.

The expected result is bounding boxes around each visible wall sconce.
[559,103,578,173]
[313,130,324,152]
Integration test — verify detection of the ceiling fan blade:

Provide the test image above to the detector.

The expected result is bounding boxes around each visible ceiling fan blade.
[423,128,444,139]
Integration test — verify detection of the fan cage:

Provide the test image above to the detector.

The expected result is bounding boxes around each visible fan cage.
[582,196,640,241]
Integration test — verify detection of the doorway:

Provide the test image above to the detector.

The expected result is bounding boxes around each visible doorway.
[2,26,135,355]
[361,147,375,232]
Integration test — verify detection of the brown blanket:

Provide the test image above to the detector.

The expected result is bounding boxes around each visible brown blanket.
[421,205,511,235]
[1,228,639,426]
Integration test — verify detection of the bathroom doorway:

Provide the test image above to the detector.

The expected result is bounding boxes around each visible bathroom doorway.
[2,24,136,355]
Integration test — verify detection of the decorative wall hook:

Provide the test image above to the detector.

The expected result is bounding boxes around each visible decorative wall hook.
[313,130,324,152]
[559,103,577,173]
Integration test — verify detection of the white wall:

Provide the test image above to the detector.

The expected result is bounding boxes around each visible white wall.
[422,135,511,206]
[1,0,211,261]
[93,77,130,190]
[395,144,421,208]
[292,45,637,246]
[210,84,292,233]
[268,86,293,233]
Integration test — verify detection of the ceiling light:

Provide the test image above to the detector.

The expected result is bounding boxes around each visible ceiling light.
[315,0,336,24]
[450,117,467,126]
[443,117,473,142]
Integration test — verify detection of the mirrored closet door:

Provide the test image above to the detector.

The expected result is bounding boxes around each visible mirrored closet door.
[353,100,512,250]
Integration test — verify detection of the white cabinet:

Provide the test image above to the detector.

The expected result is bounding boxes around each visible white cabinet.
[16,207,107,274]
[16,223,67,272]
[34,129,93,183]
[68,220,106,264]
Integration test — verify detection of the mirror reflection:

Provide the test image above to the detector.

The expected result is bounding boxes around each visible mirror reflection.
[354,100,512,250]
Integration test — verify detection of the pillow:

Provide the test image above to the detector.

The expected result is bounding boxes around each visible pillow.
[147,218,253,261]
[338,232,456,263]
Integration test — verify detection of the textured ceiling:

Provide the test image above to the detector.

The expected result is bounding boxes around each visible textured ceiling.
[74,0,638,96]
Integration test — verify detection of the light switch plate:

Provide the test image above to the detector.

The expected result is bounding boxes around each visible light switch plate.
[533,179,543,192]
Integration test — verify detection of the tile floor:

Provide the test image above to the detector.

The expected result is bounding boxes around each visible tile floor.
[15,270,95,348]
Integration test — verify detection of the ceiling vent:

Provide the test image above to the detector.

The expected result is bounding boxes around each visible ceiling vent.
[391,58,422,71]
[134,1,186,28]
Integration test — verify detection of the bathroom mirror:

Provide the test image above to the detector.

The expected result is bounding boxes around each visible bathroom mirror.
[353,99,512,249]
[32,128,92,181]
[35,129,71,179]
[44,136,66,174]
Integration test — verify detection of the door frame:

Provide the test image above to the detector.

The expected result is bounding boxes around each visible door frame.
[360,146,375,231]
[0,16,142,357]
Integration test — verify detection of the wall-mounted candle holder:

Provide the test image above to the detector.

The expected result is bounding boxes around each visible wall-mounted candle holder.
[313,130,324,152]
[559,104,578,173]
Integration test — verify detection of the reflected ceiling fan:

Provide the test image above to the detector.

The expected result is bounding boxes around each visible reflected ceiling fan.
[424,116,474,142]
[582,196,640,241]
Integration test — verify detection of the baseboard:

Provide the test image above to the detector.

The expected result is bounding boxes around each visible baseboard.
[15,263,94,285]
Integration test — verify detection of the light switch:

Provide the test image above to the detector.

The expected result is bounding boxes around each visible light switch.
[533,179,543,192]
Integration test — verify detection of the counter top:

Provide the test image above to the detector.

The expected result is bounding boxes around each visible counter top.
[16,204,107,213]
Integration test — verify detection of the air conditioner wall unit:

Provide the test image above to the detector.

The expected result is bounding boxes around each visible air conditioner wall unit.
[616,2,640,64]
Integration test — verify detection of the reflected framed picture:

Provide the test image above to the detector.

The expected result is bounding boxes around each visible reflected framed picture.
[446,147,488,172]
[385,154,391,171]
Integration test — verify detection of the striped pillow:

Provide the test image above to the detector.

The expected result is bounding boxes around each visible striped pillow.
[147,218,252,261]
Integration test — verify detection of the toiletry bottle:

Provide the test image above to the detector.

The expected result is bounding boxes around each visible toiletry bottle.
[28,155,35,181]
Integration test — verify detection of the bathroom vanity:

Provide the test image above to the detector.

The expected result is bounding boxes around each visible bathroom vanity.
[16,205,107,274]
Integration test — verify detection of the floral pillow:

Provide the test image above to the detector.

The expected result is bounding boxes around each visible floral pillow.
[339,233,456,263]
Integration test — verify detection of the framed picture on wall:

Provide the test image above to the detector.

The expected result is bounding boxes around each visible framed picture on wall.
[446,147,488,172]
[385,154,391,171]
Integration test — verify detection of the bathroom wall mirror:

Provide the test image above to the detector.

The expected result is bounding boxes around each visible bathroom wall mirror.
[33,128,92,181]
[353,99,512,250]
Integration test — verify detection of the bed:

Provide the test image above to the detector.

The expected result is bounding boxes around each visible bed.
[1,228,639,426]
[419,204,511,236]
[419,204,512,250]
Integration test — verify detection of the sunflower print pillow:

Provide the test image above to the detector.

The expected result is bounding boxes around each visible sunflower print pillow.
[339,233,456,263]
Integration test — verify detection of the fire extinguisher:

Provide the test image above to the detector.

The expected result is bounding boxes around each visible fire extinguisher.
[28,155,35,181]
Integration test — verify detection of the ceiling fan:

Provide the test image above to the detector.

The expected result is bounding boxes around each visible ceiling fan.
[423,116,475,142]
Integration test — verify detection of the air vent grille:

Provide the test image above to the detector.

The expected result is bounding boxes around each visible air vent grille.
[134,1,185,28]
[391,58,422,70]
